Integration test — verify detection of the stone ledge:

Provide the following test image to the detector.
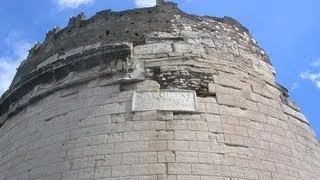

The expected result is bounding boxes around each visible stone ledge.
[0,43,143,125]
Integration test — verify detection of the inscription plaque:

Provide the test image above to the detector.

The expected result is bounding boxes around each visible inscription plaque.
[132,90,198,112]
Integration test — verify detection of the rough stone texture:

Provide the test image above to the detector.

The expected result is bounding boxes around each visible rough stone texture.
[0,1,320,180]
[132,90,197,112]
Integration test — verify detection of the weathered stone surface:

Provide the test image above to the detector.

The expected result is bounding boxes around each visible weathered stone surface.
[121,80,161,91]
[0,1,319,180]
[132,90,197,112]
[134,42,172,55]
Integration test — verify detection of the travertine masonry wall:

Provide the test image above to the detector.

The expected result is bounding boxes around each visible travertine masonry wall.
[0,1,319,180]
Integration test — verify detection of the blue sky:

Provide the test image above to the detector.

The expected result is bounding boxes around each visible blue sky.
[0,0,319,137]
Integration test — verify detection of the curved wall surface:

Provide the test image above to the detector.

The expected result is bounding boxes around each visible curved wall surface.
[0,1,319,180]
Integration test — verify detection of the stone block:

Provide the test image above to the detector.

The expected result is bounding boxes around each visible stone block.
[102,154,121,166]
[157,111,174,121]
[200,176,223,180]
[175,131,196,141]
[157,130,175,140]
[78,168,94,180]
[168,141,189,151]
[107,133,123,143]
[198,153,213,164]
[59,46,84,60]
[158,175,177,180]
[220,115,239,125]
[37,53,59,69]
[123,131,140,141]
[112,165,131,177]
[191,164,215,175]
[83,42,101,51]
[122,152,140,164]
[235,126,248,136]
[177,175,201,180]
[196,131,212,141]
[66,148,82,160]
[133,121,151,131]
[222,124,235,134]
[176,152,198,163]
[207,122,223,134]
[114,142,131,153]
[132,141,149,152]
[132,90,198,112]
[76,135,107,147]
[258,170,272,180]
[204,102,220,114]
[134,42,172,55]
[140,152,157,163]
[138,175,157,180]
[167,120,188,130]
[150,140,167,151]
[188,115,208,127]
[216,71,242,89]
[94,166,112,178]
[131,164,149,175]
[140,131,157,140]
[243,168,259,179]
[149,163,166,174]
[62,171,78,180]
[208,83,216,93]
[82,146,98,157]
[158,151,176,163]
[189,141,211,152]
[230,166,245,178]
[168,163,191,174]
[150,121,166,130]
[97,144,114,155]
[173,43,205,54]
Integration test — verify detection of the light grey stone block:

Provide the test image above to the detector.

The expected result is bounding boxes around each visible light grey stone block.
[176,152,198,163]
[168,163,192,175]
[132,90,198,112]
[134,42,172,55]
[158,151,175,163]
[112,165,131,177]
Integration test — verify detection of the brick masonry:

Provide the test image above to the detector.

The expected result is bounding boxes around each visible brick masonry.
[0,1,319,180]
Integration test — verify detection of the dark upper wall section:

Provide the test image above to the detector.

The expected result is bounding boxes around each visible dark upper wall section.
[9,1,253,91]
[10,2,178,90]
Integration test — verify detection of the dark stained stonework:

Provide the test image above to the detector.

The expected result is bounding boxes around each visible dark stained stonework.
[0,1,269,122]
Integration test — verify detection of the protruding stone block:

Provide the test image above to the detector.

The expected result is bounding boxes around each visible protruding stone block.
[134,43,172,55]
[132,90,198,112]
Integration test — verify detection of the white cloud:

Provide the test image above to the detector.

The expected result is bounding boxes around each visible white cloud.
[0,58,20,95]
[134,0,156,7]
[300,57,320,89]
[300,71,320,89]
[290,82,300,91]
[0,31,32,95]
[311,58,320,68]
[56,0,94,9]
[300,71,320,82]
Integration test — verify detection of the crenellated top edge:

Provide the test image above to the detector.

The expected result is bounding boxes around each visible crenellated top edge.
[2,0,270,108]
[19,0,251,71]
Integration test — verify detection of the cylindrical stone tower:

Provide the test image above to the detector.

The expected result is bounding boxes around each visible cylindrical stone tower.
[0,1,319,180]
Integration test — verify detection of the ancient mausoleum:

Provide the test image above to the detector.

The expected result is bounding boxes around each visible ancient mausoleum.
[0,0,319,179]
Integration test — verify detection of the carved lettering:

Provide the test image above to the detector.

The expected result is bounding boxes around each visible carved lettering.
[132,90,197,112]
